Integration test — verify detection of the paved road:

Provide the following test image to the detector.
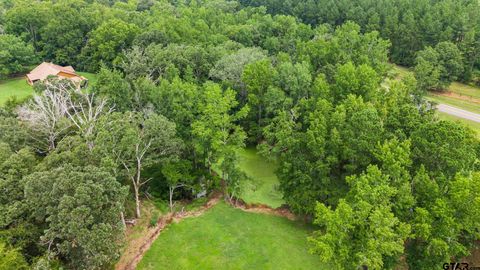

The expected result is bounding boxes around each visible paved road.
[437,104,480,123]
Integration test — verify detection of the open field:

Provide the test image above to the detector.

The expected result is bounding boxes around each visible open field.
[0,77,33,105]
[78,71,98,86]
[137,202,324,270]
[0,72,98,106]
[426,93,480,115]
[237,148,284,208]
[448,81,480,99]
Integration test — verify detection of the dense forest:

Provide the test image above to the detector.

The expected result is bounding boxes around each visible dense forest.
[0,0,479,269]
[240,0,480,83]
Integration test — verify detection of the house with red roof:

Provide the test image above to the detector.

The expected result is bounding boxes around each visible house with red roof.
[26,62,87,87]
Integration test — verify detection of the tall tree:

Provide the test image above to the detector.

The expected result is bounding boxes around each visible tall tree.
[414,42,463,91]
[81,19,139,71]
[23,165,128,270]
[310,166,410,270]
[0,34,37,79]
[96,112,182,218]
[192,82,249,196]
[161,161,194,212]
[4,0,50,52]
[242,59,275,141]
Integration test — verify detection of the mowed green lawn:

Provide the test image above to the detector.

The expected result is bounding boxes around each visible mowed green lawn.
[0,72,98,106]
[138,202,325,270]
[237,148,284,208]
[0,77,33,105]
[426,93,480,115]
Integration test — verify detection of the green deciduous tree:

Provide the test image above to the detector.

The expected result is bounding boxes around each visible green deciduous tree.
[93,67,132,111]
[40,1,97,65]
[192,82,249,196]
[0,147,37,227]
[0,34,37,78]
[162,161,194,212]
[82,19,139,71]
[96,112,182,218]
[407,169,480,270]
[310,166,410,270]
[411,120,478,178]
[23,165,128,270]
[414,42,463,91]
[332,62,380,102]
[242,59,276,141]
[4,0,50,52]
[0,240,28,270]
[210,47,267,91]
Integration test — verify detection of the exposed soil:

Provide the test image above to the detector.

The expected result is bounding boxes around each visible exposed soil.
[463,242,480,267]
[229,198,297,221]
[116,193,298,270]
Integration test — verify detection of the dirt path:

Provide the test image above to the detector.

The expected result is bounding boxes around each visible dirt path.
[116,194,297,270]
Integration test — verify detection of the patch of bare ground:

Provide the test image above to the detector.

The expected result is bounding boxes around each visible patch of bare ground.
[463,242,480,267]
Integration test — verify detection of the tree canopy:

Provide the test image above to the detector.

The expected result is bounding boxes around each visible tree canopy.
[0,0,479,269]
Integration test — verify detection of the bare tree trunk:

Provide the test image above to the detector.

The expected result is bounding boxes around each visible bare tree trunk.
[48,135,56,151]
[120,211,127,233]
[133,156,143,218]
[134,184,141,218]
[169,186,174,212]
[222,170,227,197]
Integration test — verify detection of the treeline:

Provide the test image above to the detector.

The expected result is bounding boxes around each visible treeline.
[0,0,479,270]
[239,0,480,83]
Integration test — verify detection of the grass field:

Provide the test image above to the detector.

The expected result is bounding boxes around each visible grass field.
[78,71,98,86]
[0,77,33,105]
[0,72,98,106]
[448,82,480,99]
[137,202,325,270]
[237,148,284,208]
[426,93,480,115]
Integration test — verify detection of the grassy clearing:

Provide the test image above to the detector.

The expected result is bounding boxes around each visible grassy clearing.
[448,82,480,99]
[0,72,98,106]
[426,93,480,115]
[0,77,33,105]
[78,71,98,87]
[137,202,325,270]
[391,65,410,80]
[237,148,284,208]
